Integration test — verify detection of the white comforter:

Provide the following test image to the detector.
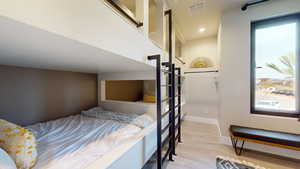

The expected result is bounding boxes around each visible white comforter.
[27,115,141,169]
[81,108,154,129]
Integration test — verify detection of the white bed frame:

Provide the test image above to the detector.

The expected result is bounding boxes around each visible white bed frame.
[85,107,185,169]
[87,123,157,169]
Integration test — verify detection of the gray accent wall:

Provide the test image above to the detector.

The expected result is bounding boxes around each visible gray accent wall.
[0,65,98,126]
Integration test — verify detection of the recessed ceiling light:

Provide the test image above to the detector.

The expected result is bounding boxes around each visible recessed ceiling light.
[199,28,206,33]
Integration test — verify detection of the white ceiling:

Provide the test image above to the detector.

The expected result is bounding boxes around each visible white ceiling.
[0,16,154,73]
[120,0,157,14]
[167,0,248,41]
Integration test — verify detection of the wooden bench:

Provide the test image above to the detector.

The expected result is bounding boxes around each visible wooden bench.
[229,125,300,155]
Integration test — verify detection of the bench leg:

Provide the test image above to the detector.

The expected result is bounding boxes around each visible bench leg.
[230,136,245,156]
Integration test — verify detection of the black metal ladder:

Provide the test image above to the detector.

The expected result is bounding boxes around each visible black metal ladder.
[174,67,182,144]
[148,55,175,169]
[171,65,183,156]
[147,8,183,169]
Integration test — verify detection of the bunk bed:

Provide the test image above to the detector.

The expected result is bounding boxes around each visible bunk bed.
[0,42,185,169]
[0,0,184,168]
[0,90,181,169]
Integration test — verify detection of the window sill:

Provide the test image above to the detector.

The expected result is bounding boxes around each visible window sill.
[251,111,299,119]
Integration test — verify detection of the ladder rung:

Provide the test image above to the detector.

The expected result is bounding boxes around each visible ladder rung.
[162,110,171,118]
[175,113,180,119]
[162,147,172,164]
[175,123,180,130]
[162,135,171,148]
[162,123,171,134]
[162,97,172,103]
[175,133,180,141]
[161,69,171,74]
[161,84,172,87]
[162,62,171,67]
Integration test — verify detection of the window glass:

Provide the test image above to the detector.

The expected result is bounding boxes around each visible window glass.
[253,20,298,114]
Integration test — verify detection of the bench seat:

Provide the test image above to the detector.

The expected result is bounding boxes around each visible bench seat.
[229,125,300,155]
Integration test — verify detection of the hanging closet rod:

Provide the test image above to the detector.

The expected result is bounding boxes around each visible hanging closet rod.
[241,0,270,11]
[184,70,219,74]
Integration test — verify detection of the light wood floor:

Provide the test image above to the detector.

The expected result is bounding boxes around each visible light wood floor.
[166,121,300,169]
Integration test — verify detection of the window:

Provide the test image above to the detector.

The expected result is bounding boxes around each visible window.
[251,13,300,118]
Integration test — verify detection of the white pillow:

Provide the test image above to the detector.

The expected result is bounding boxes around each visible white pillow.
[0,148,17,169]
[81,107,104,117]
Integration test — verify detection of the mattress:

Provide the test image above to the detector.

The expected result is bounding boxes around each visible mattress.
[27,115,142,169]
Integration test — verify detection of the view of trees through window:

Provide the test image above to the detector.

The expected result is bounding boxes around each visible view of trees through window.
[253,20,297,114]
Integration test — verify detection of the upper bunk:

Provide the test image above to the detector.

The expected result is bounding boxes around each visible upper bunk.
[0,0,165,73]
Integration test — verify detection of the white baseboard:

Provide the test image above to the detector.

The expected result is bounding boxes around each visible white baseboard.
[183,115,219,126]
[219,136,300,160]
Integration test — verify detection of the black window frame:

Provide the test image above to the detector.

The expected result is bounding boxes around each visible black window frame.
[250,13,300,118]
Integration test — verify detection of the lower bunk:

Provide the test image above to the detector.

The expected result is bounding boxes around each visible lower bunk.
[0,107,158,169]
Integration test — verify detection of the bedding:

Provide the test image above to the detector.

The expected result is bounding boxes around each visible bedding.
[0,119,37,169]
[81,107,154,129]
[0,148,17,169]
[26,115,141,169]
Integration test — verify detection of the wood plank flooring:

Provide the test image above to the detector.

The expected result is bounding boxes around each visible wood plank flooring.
[166,121,300,169]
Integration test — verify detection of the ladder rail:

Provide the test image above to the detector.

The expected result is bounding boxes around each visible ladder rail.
[148,55,162,169]
[175,67,182,143]
[147,8,179,169]
[148,54,174,169]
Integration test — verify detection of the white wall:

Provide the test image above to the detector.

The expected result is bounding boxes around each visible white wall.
[219,0,300,159]
[217,24,222,70]
[182,36,218,70]
[181,36,219,120]
[183,73,219,120]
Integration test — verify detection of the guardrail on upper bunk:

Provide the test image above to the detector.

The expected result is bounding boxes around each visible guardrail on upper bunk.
[105,0,143,27]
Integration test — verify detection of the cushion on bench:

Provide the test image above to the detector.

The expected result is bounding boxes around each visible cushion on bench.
[230,125,300,149]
